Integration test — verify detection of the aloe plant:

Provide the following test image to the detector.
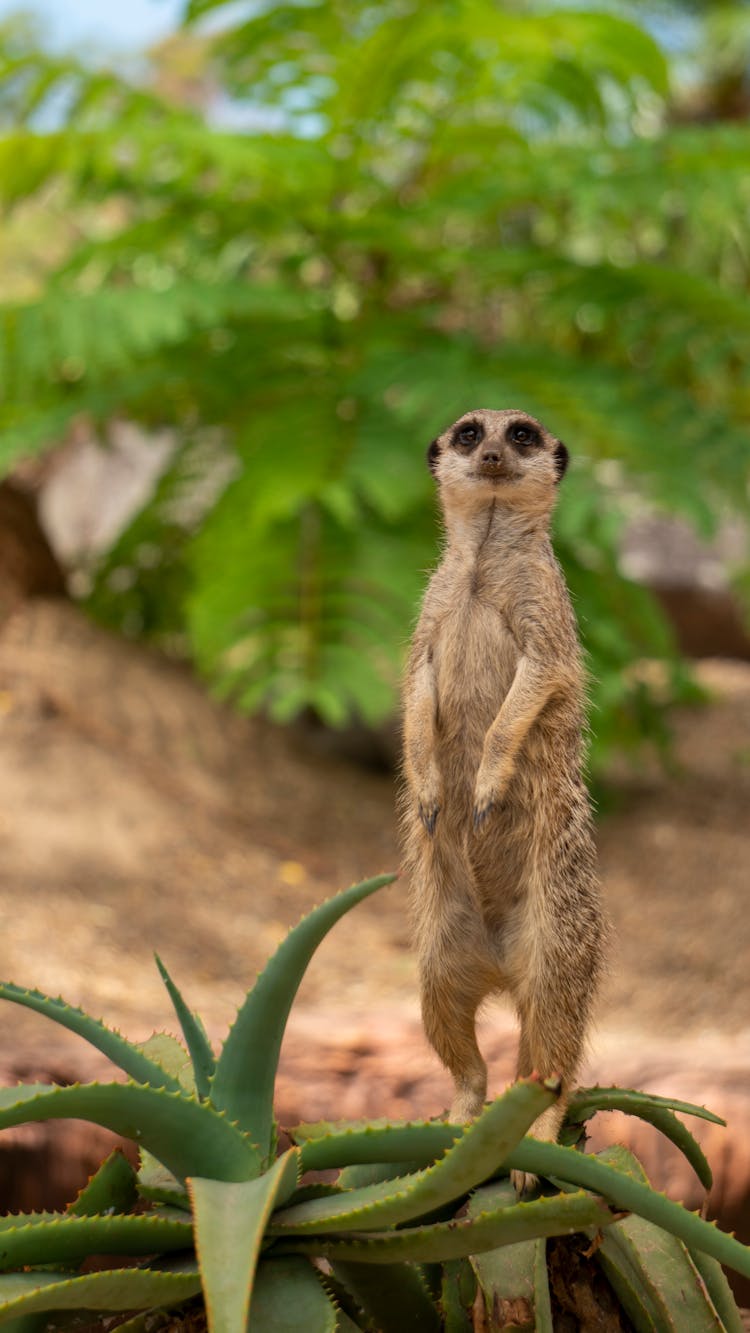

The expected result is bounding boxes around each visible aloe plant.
[0,872,746,1332]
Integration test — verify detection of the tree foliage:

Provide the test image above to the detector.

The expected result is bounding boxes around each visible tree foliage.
[0,2,748,762]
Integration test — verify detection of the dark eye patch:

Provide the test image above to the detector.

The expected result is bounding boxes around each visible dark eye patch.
[453,420,484,449]
[507,421,541,447]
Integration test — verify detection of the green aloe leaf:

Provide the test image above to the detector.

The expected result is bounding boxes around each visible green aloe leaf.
[337,1161,423,1189]
[334,1313,362,1333]
[593,1150,724,1332]
[294,1119,462,1172]
[506,1138,750,1279]
[139,1032,193,1089]
[272,1080,557,1235]
[0,1261,201,1320]
[568,1087,725,1127]
[624,1106,711,1190]
[441,1258,476,1332]
[247,1258,338,1333]
[469,1181,551,1332]
[599,1220,726,1332]
[136,1160,190,1210]
[154,954,216,1099]
[0,1082,260,1184]
[0,1212,192,1271]
[67,1149,137,1217]
[284,1189,615,1263]
[188,1148,300,1333]
[332,1260,440,1333]
[567,1087,719,1188]
[0,984,181,1091]
[209,874,395,1156]
[111,1314,170,1333]
[135,1033,197,1207]
[688,1248,745,1333]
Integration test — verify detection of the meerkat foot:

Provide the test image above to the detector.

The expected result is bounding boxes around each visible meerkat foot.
[511,1168,540,1198]
[510,1104,564,1196]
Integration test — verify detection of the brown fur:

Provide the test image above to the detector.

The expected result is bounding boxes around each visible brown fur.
[401,408,606,1188]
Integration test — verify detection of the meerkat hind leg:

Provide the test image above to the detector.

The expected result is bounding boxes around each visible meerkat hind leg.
[510,985,585,1196]
[420,964,489,1123]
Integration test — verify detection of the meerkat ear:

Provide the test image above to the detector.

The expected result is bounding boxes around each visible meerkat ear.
[427,439,441,476]
[553,440,569,482]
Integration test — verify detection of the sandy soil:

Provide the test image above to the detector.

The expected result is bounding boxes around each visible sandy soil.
[0,597,748,1070]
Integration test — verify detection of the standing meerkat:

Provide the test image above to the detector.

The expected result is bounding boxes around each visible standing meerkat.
[401,407,605,1189]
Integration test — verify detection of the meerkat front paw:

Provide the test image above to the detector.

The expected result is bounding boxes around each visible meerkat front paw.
[416,768,442,835]
[472,794,495,831]
[418,798,441,835]
[472,760,514,832]
[472,776,507,831]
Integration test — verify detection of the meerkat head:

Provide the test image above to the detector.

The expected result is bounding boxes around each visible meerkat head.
[427,408,568,520]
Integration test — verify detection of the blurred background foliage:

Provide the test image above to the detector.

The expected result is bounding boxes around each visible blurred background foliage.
[0,0,748,767]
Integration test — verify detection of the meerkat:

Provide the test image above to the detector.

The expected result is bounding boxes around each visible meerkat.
[401,408,605,1191]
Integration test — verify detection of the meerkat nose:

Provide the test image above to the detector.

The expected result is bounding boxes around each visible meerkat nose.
[482,449,501,464]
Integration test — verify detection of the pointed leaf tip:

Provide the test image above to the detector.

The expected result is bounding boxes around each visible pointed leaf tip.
[210,874,393,1153]
[153,955,216,1100]
[0,981,181,1091]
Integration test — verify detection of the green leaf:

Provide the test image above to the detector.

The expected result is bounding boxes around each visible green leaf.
[209,875,395,1156]
[0,1082,260,1184]
[138,1032,194,1091]
[188,1149,300,1333]
[136,1156,190,1211]
[283,1190,615,1264]
[337,1161,423,1190]
[567,1087,726,1128]
[67,1149,137,1217]
[0,1261,201,1321]
[0,984,181,1091]
[566,1087,715,1188]
[293,1119,462,1173]
[440,1258,476,1333]
[332,1260,440,1333]
[247,1258,338,1333]
[469,1181,551,1332]
[135,1036,195,1209]
[0,1212,192,1271]
[688,1248,745,1333]
[154,954,216,1100]
[506,1138,750,1280]
[272,1080,558,1234]
[592,1151,727,1332]
[598,1220,726,1332]
[110,1314,170,1333]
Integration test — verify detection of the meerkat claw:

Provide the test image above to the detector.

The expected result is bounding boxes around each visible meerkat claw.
[419,803,440,835]
[511,1168,540,1198]
[472,800,494,831]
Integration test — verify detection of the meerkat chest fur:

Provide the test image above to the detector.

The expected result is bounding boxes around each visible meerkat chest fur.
[421,508,583,822]
[428,509,526,752]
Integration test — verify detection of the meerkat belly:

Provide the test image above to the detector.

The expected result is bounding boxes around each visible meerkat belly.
[433,597,517,806]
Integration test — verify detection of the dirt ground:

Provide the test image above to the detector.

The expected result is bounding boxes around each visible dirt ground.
[0,596,748,1070]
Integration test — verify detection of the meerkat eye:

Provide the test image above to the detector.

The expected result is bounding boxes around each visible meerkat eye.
[456,423,483,447]
[508,422,539,447]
